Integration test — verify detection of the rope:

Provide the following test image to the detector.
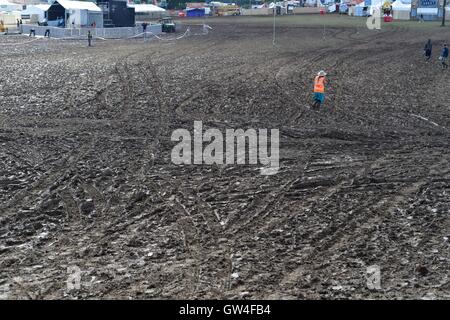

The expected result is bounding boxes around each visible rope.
[0,37,41,46]
[144,28,191,41]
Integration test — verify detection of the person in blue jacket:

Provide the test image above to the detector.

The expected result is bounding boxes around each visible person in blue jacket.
[440,44,449,70]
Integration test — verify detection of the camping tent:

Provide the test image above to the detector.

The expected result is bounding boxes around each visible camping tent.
[0,0,21,12]
[47,0,103,28]
[391,0,411,20]
[21,4,50,22]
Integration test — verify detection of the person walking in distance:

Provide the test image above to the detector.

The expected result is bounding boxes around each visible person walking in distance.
[440,44,449,70]
[142,22,148,39]
[424,39,432,62]
[87,30,92,47]
[312,70,327,109]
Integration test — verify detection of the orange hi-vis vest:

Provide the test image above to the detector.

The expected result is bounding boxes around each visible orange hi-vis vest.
[314,76,325,93]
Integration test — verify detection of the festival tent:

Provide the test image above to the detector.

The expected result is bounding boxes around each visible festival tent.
[186,7,205,17]
[128,4,166,14]
[368,0,383,16]
[391,0,411,20]
[21,4,50,22]
[339,3,348,13]
[415,0,439,20]
[354,1,367,16]
[47,0,103,27]
[0,0,21,12]
[128,3,166,19]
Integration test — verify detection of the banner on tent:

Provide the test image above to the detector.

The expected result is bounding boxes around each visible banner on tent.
[419,0,438,8]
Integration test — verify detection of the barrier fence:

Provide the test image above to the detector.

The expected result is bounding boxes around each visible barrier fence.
[20,24,163,39]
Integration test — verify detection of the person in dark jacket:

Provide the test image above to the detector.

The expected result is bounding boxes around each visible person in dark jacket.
[440,44,448,70]
[424,39,432,62]
[142,22,148,33]
[87,30,92,47]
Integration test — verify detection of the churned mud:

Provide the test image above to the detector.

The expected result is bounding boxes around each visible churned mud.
[0,18,449,299]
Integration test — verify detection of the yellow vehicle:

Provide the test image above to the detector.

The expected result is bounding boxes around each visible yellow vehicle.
[215,5,240,16]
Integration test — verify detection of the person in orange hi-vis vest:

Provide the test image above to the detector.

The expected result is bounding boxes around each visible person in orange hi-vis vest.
[312,70,327,109]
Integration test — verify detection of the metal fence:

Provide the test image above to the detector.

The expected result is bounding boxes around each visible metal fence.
[20,24,162,39]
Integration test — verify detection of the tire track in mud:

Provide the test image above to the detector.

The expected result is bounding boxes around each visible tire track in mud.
[169,28,423,252]
[0,48,144,211]
[0,47,156,242]
[1,22,449,299]
[119,56,233,290]
[0,135,97,219]
[275,153,443,294]
[273,27,394,123]
[279,30,422,130]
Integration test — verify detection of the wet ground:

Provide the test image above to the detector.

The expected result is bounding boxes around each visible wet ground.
[0,17,449,299]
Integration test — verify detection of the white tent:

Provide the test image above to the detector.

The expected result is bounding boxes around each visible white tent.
[21,4,50,22]
[368,0,383,16]
[47,0,103,27]
[391,0,410,20]
[54,0,102,13]
[0,0,22,12]
[128,4,166,14]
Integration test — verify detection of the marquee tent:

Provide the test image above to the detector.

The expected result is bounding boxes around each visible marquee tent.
[0,0,21,12]
[21,4,50,22]
[128,3,166,19]
[391,0,411,20]
[47,0,103,27]
[128,4,166,14]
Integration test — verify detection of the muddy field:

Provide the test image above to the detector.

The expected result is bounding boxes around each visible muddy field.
[0,17,449,299]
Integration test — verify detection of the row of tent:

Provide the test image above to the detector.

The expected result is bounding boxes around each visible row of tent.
[1,0,168,24]
[347,0,450,21]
